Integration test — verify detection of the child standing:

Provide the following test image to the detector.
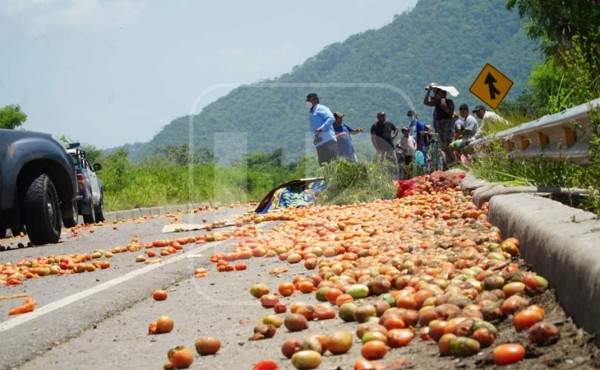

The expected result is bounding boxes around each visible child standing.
[396,126,417,165]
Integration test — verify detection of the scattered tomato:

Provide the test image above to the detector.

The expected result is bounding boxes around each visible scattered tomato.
[327,331,353,355]
[8,298,35,315]
[493,343,525,365]
[156,315,174,334]
[253,360,279,370]
[284,313,308,332]
[281,338,303,359]
[167,346,193,369]
[291,350,322,370]
[195,336,221,355]
[153,290,168,301]
[360,340,387,360]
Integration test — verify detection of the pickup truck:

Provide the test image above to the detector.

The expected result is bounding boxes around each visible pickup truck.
[67,144,105,224]
[0,129,79,244]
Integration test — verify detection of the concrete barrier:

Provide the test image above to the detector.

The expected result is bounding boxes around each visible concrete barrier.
[488,193,600,344]
[462,174,600,345]
[103,203,211,222]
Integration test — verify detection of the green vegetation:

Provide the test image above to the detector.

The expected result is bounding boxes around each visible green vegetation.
[467,0,600,214]
[0,104,27,129]
[96,145,320,211]
[316,160,397,205]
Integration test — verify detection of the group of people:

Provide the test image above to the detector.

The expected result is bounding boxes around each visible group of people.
[306,90,508,168]
[422,84,508,165]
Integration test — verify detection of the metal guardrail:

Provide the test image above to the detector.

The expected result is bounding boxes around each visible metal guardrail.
[470,97,600,164]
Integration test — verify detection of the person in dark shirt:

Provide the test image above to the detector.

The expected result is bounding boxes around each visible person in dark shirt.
[423,85,456,166]
[370,112,398,164]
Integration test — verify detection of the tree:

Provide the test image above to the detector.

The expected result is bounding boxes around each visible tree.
[154,144,216,166]
[506,0,600,112]
[0,104,27,129]
[506,0,600,62]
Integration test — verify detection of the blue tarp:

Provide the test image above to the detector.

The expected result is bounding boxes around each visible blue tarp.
[255,178,327,214]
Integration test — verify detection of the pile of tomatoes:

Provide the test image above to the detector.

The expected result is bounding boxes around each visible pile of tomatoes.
[214,176,562,369]
[396,171,466,198]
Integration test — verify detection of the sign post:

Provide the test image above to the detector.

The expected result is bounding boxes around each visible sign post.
[469,63,513,109]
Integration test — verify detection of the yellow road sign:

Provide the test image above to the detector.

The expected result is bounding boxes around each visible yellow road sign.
[469,63,513,109]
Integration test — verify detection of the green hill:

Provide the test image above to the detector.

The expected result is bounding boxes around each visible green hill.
[124,0,540,164]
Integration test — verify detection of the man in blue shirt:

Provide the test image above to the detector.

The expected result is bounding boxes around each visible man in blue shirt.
[406,110,426,153]
[333,112,363,163]
[306,93,338,165]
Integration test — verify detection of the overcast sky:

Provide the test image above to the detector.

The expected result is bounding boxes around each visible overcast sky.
[0,0,418,149]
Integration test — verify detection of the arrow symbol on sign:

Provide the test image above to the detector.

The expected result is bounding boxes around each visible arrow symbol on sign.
[485,72,501,100]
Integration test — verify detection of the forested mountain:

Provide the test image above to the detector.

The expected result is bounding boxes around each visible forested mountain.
[123,0,540,164]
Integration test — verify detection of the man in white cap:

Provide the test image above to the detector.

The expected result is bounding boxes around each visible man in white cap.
[306,93,338,165]
[472,105,510,139]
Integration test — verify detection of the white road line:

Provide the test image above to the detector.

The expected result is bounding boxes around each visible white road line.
[0,241,215,333]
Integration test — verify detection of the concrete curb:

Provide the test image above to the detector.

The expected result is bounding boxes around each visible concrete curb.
[488,194,600,344]
[103,203,210,222]
[462,174,600,345]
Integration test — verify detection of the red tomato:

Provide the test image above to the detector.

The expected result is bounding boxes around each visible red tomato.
[153,290,168,301]
[167,346,194,369]
[353,360,386,370]
[156,315,174,334]
[513,308,544,331]
[252,360,279,370]
[361,340,387,360]
[327,331,353,355]
[493,343,525,365]
[278,282,295,297]
[273,302,287,314]
[195,336,221,355]
[325,288,343,304]
[387,328,414,348]
[297,280,315,293]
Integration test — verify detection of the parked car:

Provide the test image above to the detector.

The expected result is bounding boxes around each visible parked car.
[67,143,105,224]
[0,129,79,244]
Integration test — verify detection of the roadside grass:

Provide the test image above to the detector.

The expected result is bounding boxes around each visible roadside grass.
[315,159,397,205]
[99,150,328,212]
[101,162,290,211]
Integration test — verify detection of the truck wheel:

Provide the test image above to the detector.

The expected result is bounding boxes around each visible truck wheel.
[23,174,62,245]
[11,226,25,237]
[83,212,96,224]
[1,227,24,237]
[63,200,79,228]
[94,197,105,222]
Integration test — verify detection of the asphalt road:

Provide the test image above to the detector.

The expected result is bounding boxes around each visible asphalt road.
[3,194,599,370]
[0,205,270,370]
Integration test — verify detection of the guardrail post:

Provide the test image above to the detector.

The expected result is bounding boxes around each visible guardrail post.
[564,127,576,148]
[520,136,529,150]
[538,132,549,149]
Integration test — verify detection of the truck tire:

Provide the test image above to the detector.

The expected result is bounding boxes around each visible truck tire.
[94,196,105,222]
[83,211,95,224]
[2,226,24,237]
[23,173,62,244]
[63,200,79,228]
